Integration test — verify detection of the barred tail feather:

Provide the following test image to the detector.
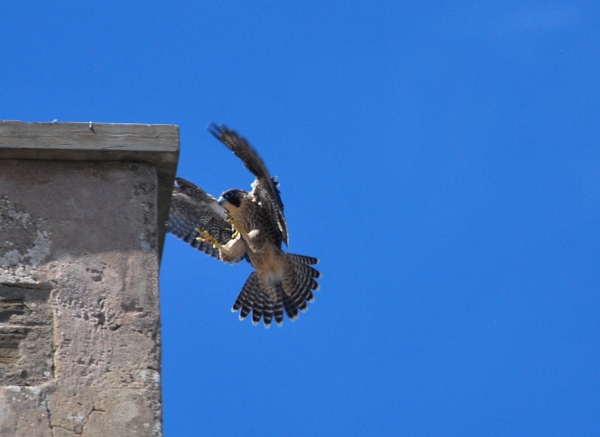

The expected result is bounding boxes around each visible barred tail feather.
[281,252,321,319]
[281,288,299,320]
[288,271,316,312]
[232,272,260,320]
[274,291,284,326]
[231,253,321,328]
[252,291,265,326]
[287,253,320,265]
[293,262,322,279]
[263,298,274,328]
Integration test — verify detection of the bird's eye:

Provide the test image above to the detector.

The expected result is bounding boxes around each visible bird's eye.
[225,192,233,199]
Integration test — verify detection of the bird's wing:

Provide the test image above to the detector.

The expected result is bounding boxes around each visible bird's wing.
[208,123,289,246]
[167,177,244,263]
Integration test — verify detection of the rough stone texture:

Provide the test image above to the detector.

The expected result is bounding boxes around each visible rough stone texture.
[0,386,51,437]
[0,286,53,385]
[0,123,178,437]
[0,121,179,259]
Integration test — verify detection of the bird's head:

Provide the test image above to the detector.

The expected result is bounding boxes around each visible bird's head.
[218,189,246,211]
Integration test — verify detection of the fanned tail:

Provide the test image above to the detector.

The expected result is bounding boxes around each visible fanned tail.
[231,253,321,328]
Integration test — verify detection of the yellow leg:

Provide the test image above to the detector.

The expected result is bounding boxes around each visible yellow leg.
[195,228,227,252]
[226,212,247,237]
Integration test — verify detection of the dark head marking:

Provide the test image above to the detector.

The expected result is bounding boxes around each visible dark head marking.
[219,189,244,208]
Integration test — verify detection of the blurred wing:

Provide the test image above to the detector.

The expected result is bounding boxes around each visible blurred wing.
[208,123,289,246]
[167,177,244,263]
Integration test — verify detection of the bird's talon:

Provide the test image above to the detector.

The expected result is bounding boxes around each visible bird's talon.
[226,212,246,235]
[195,228,221,249]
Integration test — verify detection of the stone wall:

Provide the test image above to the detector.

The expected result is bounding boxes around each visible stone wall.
[0,122,179,437]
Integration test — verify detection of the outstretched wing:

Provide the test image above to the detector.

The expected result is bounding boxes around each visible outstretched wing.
[168,178,244,263]
[208,123,289,246]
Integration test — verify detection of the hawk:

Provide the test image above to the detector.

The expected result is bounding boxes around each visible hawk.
[167,123,321,327]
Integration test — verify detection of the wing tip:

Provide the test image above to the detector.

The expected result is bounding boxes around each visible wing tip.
[207,121,223,139]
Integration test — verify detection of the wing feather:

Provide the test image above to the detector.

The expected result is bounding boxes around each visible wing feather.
[208,123,289,246]
[167,178,244,263]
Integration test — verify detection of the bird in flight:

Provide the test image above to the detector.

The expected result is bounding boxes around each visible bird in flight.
[167,123,321,327]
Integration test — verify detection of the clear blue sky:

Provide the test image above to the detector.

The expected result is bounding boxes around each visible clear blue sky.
[3,2,600,436]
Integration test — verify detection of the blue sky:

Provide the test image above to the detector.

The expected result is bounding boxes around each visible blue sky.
[3,2,600,436]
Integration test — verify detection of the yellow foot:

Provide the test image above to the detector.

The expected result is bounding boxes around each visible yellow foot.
[195,228,224,251]
[226,212,247,236]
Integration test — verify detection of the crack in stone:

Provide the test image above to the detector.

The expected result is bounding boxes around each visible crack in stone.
[40,389,56,436]
[80,406,106,435]
[0,281,50,290]
[40,388,88,436]
[41,390,80,436]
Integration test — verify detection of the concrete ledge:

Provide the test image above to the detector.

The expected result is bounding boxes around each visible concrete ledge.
[0,121,180,259]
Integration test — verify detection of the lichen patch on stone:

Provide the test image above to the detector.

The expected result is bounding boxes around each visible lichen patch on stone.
[0,196,51,284]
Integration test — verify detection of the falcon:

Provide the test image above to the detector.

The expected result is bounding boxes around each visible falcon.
[167,123,321,327]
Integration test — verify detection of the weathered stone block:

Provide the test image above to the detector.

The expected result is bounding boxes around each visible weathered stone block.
[0,121,178,437]
[0,285,53,385]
